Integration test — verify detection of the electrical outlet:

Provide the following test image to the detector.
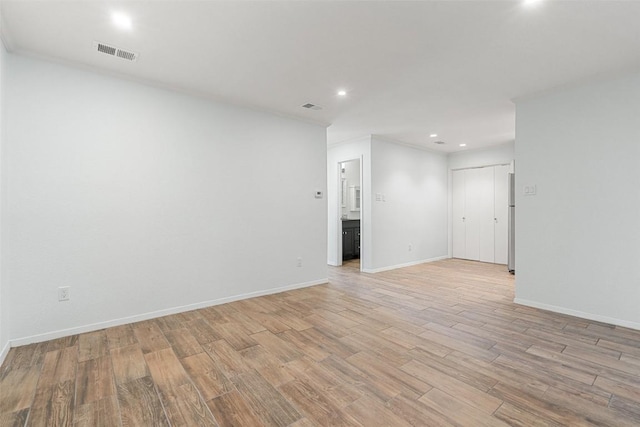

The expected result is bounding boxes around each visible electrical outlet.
[297,257,302,267]
[58,286,70,301]
[408,243,413,252]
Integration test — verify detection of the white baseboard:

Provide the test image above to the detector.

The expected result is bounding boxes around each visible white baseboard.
[362,256,448,274]
[514,298,640,331]
[9,278,328,348]
[0,340,10,366]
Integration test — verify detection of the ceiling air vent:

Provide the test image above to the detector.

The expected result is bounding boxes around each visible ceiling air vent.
[301,103,323,111]
[433,140,445,145]
[93,41,139,62]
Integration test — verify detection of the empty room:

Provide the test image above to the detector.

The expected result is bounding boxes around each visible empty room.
[1,1,639,426]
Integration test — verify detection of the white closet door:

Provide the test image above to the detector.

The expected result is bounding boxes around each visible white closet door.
[452,170,466,259]
[478,167,496,263]
[464,168,481,261]
[494,165,509,264]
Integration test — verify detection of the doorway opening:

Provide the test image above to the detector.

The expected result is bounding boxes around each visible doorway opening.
[339,159,361,269]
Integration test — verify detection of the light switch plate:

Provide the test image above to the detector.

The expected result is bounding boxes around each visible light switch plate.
[524,185,537,196]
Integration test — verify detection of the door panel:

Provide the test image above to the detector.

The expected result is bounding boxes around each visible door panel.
[494,165,509,264]
[464,168,481,261]
[452,170,466,259]
[478,167,495,263]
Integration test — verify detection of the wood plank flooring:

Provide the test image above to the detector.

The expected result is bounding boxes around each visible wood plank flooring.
[2,259,640,426]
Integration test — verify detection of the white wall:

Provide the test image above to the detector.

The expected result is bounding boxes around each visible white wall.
[327,137,371,268]
[448,141,514,170]
[369,137,448,272]
[515,72,640,329]
[4,54,328,344]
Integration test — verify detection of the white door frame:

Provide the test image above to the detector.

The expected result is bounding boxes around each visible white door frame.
[336,157,363,270]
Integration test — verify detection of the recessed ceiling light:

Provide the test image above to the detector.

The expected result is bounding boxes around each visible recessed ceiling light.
[523,0,544,7]
[337,90,347,97]
[430,134,438,138]
[459,144,467,147]
[112,12,132,30]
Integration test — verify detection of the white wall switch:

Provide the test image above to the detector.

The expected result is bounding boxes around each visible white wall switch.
[524,185,537,196]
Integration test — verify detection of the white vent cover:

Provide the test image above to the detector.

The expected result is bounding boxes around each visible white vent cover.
[93,41,138,62]
[433,140,446,145]
[301,103,322,111]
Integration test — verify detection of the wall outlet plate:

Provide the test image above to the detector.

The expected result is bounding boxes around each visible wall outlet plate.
[58,286,70,301]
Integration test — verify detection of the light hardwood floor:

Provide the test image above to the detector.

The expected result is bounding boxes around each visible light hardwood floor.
[1,259,639,426]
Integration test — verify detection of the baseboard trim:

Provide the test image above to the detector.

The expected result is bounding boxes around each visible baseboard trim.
[0,340,10,366]
[362,256,448,274]
[514,298,640,331]
[9,278,328,348]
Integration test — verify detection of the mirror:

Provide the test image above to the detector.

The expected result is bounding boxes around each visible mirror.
[340,159,360,220]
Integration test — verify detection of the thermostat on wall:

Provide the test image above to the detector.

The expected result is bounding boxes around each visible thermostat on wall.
[315,190,323,199]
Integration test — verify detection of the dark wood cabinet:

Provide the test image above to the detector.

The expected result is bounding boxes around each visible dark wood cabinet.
[342,220,360,260]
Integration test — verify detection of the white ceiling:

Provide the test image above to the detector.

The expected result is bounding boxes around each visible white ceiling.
[2,1,639,152]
